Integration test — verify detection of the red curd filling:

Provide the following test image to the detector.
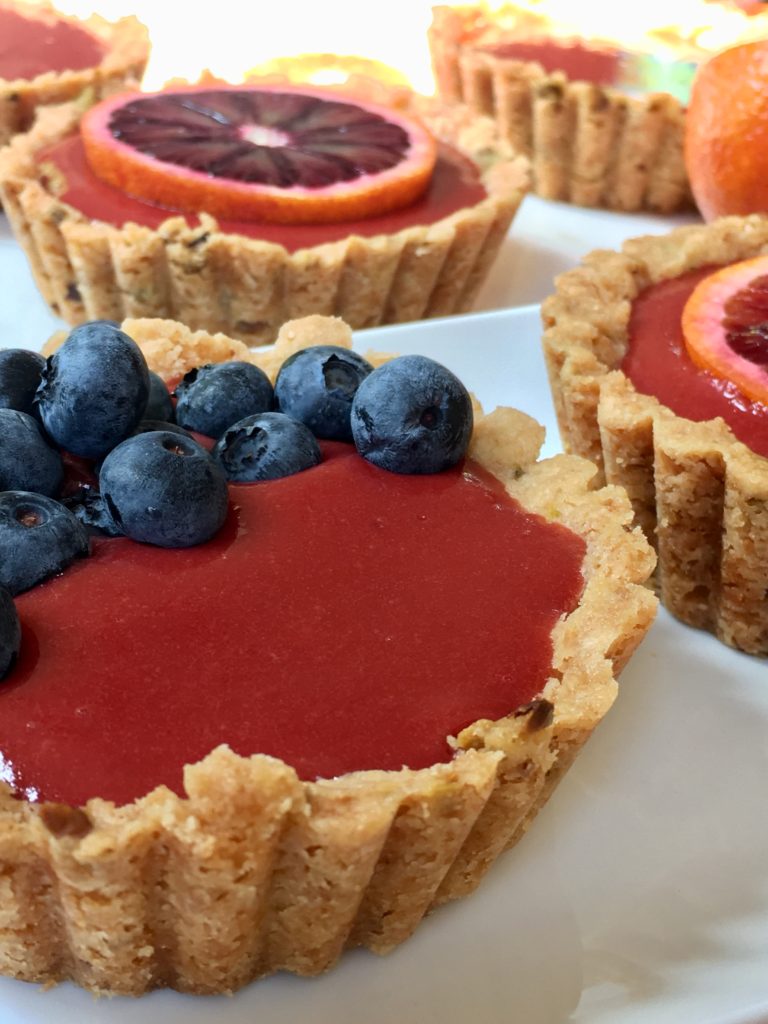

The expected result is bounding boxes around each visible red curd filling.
[479,38,619,85]
[36,136,488,251]
[0,443,585,808]
[0,5,105,82]
[624,267,768,458]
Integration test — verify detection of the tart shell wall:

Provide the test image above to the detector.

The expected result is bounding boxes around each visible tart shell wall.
[0,314,657,995]
[428,4,694,214]
[0,2,149,147]
[0,100,529,345]
[542,215,768,655]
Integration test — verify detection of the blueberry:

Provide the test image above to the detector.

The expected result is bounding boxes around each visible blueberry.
[274,346,373,441]
[0,410,63,496]
[174,362,273,438]
[62,489,123,538]
[93,421,195,477]
[0,349,45,414]
[213,412,322,482]
[0,587,21,681]
[144,371,175,423]
[35,320,150,459]
[99,431,228,547]
[0,491,90,595]
[350,355,473,474]
[133,420,192,440]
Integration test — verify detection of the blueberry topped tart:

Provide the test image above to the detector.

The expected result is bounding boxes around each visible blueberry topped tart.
[0,314,655,995]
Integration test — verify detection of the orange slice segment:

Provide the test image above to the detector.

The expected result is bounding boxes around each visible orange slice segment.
[80,84,438,225]
[682,256,768,406]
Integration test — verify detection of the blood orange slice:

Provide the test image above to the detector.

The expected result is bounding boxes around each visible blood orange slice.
[682,257,768,406]
[80,84,438,225]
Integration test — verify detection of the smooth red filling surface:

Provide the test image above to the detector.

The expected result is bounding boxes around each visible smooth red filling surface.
[624,267,768,458]
[0,5,105,82]
[479,38,619,84]
[1,444,585,808]
[36,136,488,250]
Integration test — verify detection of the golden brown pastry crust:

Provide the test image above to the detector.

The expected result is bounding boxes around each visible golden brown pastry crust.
[0,95,529,344]
[542,215,768,655]
[428,4,693,213]
[0,1,149,147]
[0,313,656,995]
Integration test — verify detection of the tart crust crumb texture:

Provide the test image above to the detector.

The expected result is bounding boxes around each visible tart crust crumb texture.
[0,1,149,148]
[0,97,529,344]
[428,4,694,213]
[0,315,657,996]
[542,214,768,655]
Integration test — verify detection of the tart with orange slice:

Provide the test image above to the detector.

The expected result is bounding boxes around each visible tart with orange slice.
[0,1,149,148]
[543,215,768,655]
[0,81,528,343]
[0,313,656,995]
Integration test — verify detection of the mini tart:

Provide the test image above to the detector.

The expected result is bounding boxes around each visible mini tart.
[0,314,656,996]
[0,94,529,345]
[0,1,149,148]
[542,215,768,655]
[428,4,694,213]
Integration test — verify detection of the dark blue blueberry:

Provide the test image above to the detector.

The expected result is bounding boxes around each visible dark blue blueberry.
[99,431,228,547]
[213,412,322,482]
[0,410,63,496]
[350,355,473,474]
[0,349,45,414]
[274,346,373,441]
[0,587,21,681]
[174,362,273,438]
[35,320,150,460]
[0,491,90,595]
[62,488,123,538]
[93,421,195,476]
[133,420,192,440]
[145,371,175,423]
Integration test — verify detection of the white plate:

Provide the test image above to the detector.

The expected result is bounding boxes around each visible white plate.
[1,301,767,1024]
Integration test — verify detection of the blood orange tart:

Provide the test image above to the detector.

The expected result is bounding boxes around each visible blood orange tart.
[0,82,528,344]
[0,313,656,995]
[428,3,768,212]
[0,1,149,148]
[542,214,768,655]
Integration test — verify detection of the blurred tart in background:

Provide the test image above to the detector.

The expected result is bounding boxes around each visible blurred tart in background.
[429,1,768,213]
[0,0,149,147]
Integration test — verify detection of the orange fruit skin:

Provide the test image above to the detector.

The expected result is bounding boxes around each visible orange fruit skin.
[686,40,768,222]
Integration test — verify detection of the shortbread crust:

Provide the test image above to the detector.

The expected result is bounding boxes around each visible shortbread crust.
[542,215,768,654]
[428,4,693,213]
[0,98,529,345]
[0,1,149,148]
[0,313,656,995]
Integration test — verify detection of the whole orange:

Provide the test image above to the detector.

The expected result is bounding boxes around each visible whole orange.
[686,40,768,221]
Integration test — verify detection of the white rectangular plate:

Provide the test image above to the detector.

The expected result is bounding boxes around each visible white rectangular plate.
[1,305,767,1024]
